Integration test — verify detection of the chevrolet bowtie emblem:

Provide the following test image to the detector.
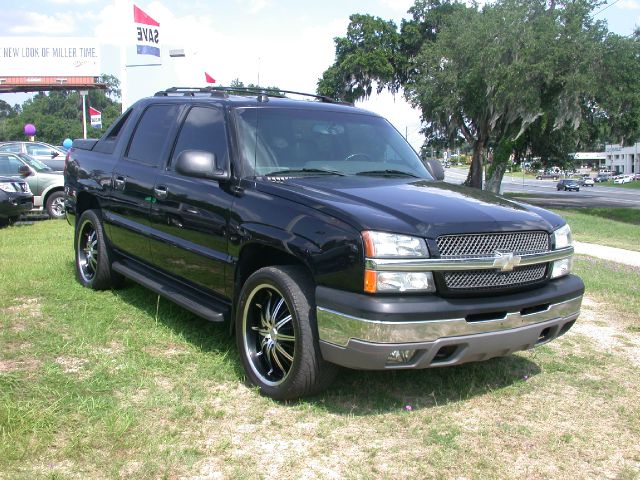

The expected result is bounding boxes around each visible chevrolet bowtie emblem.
[493,251,521,272]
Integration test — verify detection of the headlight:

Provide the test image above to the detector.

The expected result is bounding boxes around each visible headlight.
[0,182,17,192]
[551,258,573,279]
[362,231,429,258]
[362,231,434,293]
[553,224,572,249]
[366,271,436,293]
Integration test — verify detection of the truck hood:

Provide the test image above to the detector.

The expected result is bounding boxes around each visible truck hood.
[257,177,565,239]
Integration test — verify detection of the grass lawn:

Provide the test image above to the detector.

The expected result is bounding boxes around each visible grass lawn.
[551,207,640,252]
[1,220,639,479]
[595,181,640,189]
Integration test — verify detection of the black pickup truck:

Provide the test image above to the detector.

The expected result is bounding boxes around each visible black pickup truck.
[64,87,584,399]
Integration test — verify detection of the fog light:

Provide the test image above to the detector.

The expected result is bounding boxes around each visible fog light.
[551,258,573,278]
[386,349,416,365]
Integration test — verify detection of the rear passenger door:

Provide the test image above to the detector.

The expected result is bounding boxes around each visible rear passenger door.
[108,103,183,264]
[148,105,232,297]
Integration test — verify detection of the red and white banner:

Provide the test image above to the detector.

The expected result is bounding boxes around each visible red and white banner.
[89,106,102,129]
[128,4,161,66]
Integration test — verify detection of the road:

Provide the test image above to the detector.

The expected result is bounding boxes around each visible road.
[443,167,640,209]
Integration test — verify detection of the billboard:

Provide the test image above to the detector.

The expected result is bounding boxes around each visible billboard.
[0,37,100,77]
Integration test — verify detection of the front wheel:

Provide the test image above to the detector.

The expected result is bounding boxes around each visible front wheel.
[236,266,337,400]
[75,209,123,290]
[46,191,65,219]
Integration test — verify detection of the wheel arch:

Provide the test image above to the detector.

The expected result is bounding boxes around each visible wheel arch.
[230,243,312,334]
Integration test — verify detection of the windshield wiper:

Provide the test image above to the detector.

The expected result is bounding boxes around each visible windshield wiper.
[356,169,419,178]
[265,168,346,177]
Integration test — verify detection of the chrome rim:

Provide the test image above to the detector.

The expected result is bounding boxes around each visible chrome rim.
[49,197,65,218]
[78,220,98,283]
[242,284,296,387]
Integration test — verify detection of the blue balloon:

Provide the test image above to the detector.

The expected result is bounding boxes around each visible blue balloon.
[63,138,73,149]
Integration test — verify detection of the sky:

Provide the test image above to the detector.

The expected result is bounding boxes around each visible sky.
[1,0,639,149]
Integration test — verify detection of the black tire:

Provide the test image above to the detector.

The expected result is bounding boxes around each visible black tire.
[45,191,65,219]
[236,266,337,400]
[75,209,124,290]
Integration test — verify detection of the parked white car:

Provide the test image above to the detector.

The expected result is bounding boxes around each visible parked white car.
[613,175,633,184]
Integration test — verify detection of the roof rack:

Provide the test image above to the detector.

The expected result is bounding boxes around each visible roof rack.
[154,86,352,105]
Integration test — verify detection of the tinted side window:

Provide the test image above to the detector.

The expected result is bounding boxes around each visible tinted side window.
[0,154,24,175]
[127,104,180,166]
[171,106,228,169]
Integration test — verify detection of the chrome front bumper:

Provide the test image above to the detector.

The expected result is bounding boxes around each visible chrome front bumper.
[315,276,583,370]
[317,296,582,347]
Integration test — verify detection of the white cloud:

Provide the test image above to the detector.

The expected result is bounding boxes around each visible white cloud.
[8,12,77,34]
[46,0,99,4]
[378,0,414,12]
[234,0,272,15]
[618,0,640,9]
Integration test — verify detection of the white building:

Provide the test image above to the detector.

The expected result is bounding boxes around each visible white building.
[605,143,640,174]
[572,152,606,171]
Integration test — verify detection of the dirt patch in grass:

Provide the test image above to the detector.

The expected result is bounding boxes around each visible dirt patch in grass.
[575,297,640,367]
[3,297,44,332]
[55,356,89,376]
[0,358,41,373]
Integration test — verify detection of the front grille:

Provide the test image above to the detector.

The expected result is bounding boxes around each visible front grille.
[437,231,549,258]
[444,264,547,290]
[17,182,29,193]
[436,231,551,293]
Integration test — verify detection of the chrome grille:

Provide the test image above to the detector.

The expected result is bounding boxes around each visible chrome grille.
[437,231,550,258]
[444,264,547,290]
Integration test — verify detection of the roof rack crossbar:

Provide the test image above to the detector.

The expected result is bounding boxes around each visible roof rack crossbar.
[154,86,351,105]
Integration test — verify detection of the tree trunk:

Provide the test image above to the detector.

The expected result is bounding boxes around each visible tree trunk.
[464,139,485,189]
[485,161,508,193]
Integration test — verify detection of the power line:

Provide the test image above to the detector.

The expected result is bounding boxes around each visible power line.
[593,0,622,17]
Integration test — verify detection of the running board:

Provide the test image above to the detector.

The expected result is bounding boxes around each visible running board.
[112,260,229,322]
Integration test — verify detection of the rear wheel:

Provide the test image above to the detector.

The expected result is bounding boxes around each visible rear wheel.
[75,209,123,290]
[236,266,337,400]
[46,191,65,219]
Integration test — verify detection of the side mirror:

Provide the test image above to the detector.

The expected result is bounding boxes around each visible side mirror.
[52,151,60,158]
[424,158,445,181]
[175,149,230,181]
[18,165,32,177]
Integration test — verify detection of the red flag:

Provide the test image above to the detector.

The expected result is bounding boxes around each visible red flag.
[204,72,216,84]
[133,4,160,26]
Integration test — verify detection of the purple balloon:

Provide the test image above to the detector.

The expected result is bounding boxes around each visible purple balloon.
[24,124,36,136]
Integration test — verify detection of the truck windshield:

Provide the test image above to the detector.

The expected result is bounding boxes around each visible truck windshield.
[234,107,432,180]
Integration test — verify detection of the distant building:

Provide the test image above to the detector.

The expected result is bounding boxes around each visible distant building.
[571,152,606,171]
[605,143,640,174]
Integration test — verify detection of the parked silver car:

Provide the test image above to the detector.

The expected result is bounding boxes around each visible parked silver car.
[0,152,65,218]
[0,141,67,171]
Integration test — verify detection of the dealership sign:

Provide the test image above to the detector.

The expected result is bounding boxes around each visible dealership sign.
[0,37,100,77]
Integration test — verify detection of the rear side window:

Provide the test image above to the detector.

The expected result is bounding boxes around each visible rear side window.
[171,106,228,169]
[0,144,22,153]
[127,104,180,166]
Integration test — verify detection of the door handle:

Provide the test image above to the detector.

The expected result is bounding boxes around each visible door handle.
[113,175,126,190]
[154,185,168,200]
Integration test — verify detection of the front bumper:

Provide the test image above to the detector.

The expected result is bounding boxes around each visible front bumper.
[0,192,34,218]
[316,274,584,370]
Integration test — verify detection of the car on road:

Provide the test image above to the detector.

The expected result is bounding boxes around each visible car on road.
[557,179,580,191]
[594,174,610,183]
[614,175,633,184]
[0,152,65,218]
[536,172,560,180]
[0,175,33,226]
[0,141,67,171]
[579,177,594,187]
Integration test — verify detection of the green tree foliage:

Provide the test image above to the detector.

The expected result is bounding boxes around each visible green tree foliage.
[318,0,640,191]
[0,74,122,144]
